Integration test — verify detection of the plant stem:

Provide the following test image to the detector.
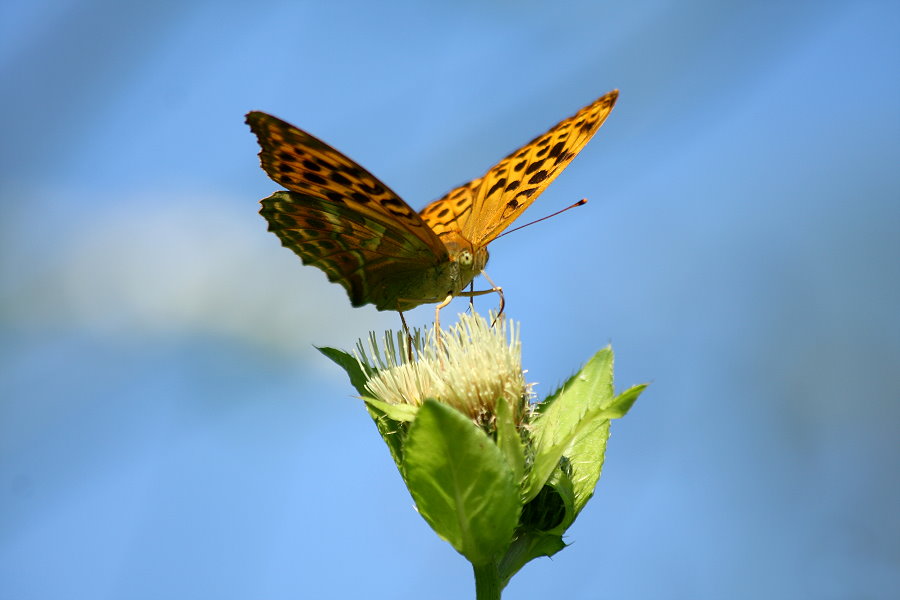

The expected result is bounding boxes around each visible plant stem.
[473,561,502,600]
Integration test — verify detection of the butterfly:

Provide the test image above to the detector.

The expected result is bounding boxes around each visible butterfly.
[246,90,618,321]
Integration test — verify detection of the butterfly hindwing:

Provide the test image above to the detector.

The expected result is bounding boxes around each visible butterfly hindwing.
[261,190,446,308]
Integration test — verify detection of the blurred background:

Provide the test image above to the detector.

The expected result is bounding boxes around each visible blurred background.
[2,1,898,598]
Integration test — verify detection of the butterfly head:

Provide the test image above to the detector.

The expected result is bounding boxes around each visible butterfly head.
[444,234,489,288]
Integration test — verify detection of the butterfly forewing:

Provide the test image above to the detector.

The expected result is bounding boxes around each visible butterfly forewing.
[246,111,446,257]
[420,91,619,248]
[419,177,481,241]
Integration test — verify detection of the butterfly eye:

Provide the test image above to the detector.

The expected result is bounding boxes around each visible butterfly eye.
[457,250,473,266]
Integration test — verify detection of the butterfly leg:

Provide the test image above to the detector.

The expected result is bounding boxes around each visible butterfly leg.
[456,271,504,325]
[434,293,454,333]
[428,293,453,358]
[480,270,504,325]
[397,310,414,361]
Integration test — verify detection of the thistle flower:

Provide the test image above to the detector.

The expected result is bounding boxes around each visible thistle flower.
[319,311,647,600]
[354,312,533,426]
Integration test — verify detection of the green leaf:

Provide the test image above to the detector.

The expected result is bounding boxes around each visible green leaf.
[566,383,646,514]
[362,400,406,470]
[494,398,526,488]
[607,383,648,419]
[524,348,615,501]
[524,348,649,504]
[535,347,614,418]
[317,346,369,396]
[403,400,521,566]
[497,531,566,586]
[566,420,611,515]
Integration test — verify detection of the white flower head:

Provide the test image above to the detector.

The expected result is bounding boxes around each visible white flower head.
[355,312,533,425]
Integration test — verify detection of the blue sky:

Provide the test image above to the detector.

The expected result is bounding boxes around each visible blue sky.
[2,1,898,598]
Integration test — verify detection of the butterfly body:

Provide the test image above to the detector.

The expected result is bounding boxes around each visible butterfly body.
[247,90,617,312]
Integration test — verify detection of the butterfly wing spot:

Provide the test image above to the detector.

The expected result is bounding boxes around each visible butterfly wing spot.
[500,188,537,221]
[380,197,405,209]
[554,152,574,166]
[304,172,327,185]
[304,217,325,230]
[525,160,545,175]
[487,178,506,197]
[499,199,521,219]
[330,172,351,186]
[548,141,565,158]
[500,201,522,220]
[312,157,336,170]
[380,197,419,219]
[528,170,548,185]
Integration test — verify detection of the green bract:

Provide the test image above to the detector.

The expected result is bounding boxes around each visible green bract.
[319,312,646,599]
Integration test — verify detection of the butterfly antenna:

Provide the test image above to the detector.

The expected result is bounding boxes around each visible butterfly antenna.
[496,199,588,238]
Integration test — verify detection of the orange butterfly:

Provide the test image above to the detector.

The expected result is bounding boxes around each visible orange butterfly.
[247,90,617,323]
